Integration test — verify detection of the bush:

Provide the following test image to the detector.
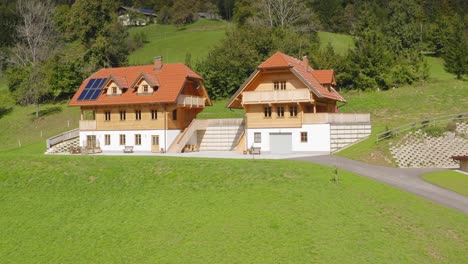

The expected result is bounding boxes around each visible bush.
[422,125,445,137]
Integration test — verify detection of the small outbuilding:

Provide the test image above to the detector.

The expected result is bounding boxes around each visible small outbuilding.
[451,156,468,172]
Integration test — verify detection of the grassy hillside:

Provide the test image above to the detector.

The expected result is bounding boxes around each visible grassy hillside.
[0,149,466,263]
[128,19,229,65]
[317,31,354,55]
[336,53,467,165]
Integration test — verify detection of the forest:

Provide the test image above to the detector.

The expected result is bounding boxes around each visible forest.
[0,0,466,109]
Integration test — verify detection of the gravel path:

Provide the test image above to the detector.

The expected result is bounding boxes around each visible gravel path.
[292,155,468,214]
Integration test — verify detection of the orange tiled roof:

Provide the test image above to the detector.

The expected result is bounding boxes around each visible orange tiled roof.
[312,70,335,85]
[69,63,204,106]
[258,51,345,102]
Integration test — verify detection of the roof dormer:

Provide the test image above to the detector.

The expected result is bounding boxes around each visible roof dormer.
[131,72,160,95]
[103,75,129,96]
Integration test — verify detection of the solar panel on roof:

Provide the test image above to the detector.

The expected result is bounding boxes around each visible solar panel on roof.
[77,78,108,101]
[85,79,96,88]
[88,89,102,100]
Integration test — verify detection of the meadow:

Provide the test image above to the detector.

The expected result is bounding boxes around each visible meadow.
[0,146,467,263]
[0,26,467,263]
[422,170,468,196]
[128,19,229,65]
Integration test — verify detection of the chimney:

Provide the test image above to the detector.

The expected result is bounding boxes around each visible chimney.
[302,55,309,71]
[154,56,163,70]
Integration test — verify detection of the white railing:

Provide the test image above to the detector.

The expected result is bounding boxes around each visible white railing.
[46,128,79,149]
[79,120,97,130]
[303,113,371,124]
[177,95,205,108]
[242,89,311,104]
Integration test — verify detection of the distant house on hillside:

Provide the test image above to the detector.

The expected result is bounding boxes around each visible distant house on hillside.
[68,56,211,153]
[226,51,371,154]
[117,6,157,26]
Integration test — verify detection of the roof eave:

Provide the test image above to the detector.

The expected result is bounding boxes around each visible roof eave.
[225,70,260,108]
[290,68,324,99]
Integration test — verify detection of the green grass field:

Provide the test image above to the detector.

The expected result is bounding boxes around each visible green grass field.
[317,31,355,55]
[128,19,229,65]
[422,170,468,196]
[0,147,466,263]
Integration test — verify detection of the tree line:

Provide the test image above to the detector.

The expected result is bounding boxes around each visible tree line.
[197,0,467,99]
[0,0,466,113]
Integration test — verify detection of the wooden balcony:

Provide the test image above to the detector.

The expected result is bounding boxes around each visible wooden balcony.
[242,89,312,104]
[303,113,371,124]
[177,95,205,108]
[79,120,97,130]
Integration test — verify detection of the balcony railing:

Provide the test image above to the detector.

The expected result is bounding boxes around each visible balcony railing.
[79,120,97,130]
[303,113,371,124]
[242,89,312,104]
[177,95,205,108]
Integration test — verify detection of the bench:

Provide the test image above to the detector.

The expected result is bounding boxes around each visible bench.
[250,147,261,155]
[123,146,134,153]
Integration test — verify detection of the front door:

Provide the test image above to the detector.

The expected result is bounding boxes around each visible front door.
[151,135,160,152]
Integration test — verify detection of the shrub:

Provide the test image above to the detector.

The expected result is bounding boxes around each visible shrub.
[422,125,445,137]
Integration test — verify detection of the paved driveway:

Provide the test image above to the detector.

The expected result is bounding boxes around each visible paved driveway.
[292,155,468,214]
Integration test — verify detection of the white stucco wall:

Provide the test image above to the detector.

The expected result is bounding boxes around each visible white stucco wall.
[80,130,181,152]
[245,124,331,153]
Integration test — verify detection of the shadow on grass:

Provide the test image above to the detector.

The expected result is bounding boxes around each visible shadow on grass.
[0,106,13,119]
[30,106,63,118]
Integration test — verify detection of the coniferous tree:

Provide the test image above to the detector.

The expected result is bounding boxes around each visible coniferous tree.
[444,21,468,80]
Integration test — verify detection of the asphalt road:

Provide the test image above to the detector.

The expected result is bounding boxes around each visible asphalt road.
[292,155,468,214]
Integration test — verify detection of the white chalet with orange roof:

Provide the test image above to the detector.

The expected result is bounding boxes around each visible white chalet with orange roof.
[227,52,371,154]
[68,56,211,153]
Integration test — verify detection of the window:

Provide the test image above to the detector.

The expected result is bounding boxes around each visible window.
[143,85,148,93]
[172,109,177,120]
[135,134,141,145]
[274,81,286,90]
[301,132,308,143]
[289,106,298,117]
[135,110,141,120]
[254,132,261,143]
[151,110,158,120]
[264,106,272,118]
[119,134,126,145]
[276,106,284,117]
[120,110,126,121]
[112,87,117,94]
[152,135,159,146]
[104,134,111,145]
[105,111,111,121]
[280,81,286,90]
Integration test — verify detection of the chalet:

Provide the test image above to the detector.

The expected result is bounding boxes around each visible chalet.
[226,51,371,154]
[68,56,211,153]
[117,6,157,26]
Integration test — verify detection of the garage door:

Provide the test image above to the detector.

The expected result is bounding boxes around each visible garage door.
[270,133,292,154]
